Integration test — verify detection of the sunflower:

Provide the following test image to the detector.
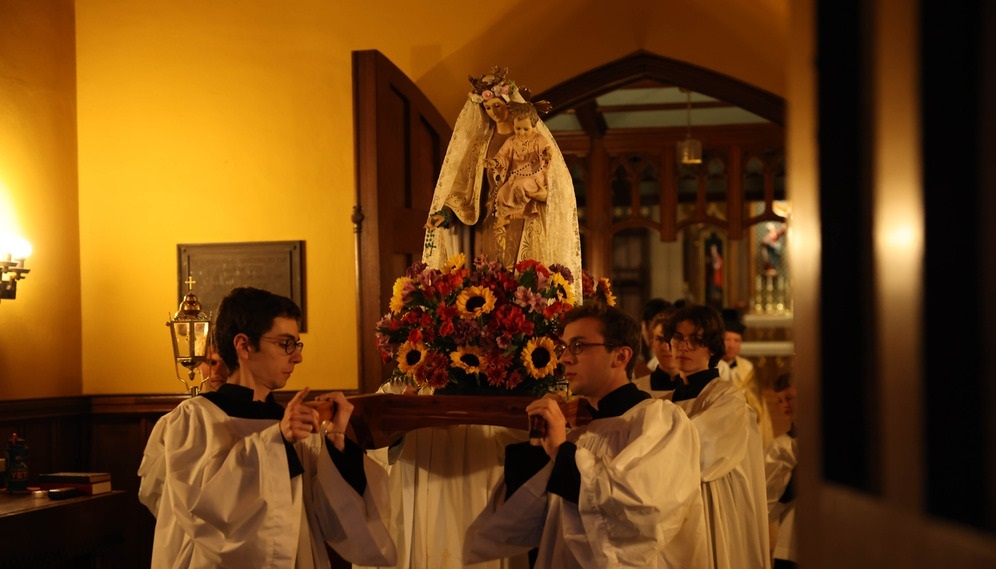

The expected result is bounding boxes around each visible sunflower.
[396,340,427,374]
[597,277,617,307]
[443,253,466,274]
[548,273,576,307]
[390,277,412,314]
[522,337,558,379]
[456,286,497,319]
[450,345,486,375]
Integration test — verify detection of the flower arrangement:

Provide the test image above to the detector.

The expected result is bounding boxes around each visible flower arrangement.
[376,254,615,396]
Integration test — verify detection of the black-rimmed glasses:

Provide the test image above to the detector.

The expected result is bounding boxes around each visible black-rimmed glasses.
[669,334,705,350]
[260,335,304,355]
[554,340,617,358]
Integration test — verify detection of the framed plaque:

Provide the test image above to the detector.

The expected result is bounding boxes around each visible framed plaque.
[177,240,306,331]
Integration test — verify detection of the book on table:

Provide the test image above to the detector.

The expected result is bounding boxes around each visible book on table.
[38,480,112,495]
[37,472,111,484]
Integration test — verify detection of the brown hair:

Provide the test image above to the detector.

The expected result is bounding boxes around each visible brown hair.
[561,303,641,376]
[508,102,540,126]
[663,304,726,368]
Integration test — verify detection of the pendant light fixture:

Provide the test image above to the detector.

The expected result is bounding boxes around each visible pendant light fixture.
[676,88,702,165]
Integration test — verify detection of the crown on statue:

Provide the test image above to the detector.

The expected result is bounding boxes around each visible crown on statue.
[468,65,518,104]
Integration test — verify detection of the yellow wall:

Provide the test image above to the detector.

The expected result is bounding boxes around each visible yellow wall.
[3,0,788,397]
[0,0,81,400]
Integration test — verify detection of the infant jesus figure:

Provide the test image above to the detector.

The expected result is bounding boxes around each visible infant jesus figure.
[486,101,553,236]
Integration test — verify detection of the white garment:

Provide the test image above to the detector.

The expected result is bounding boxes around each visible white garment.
[352,382,529,569]
[141,396,396,569]
[356,425,530,569]
[764,433,797,563]
[137,412,169,516]
[422,96,582,300]
[717,357,774,449]
[672,378,771,569]
[464,398,709,569]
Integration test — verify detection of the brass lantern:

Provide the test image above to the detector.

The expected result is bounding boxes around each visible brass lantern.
[676,88,702,165]
[167,277,212,395]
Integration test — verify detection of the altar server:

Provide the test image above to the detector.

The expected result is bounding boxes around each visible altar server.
[142,287,396,569]
[717,309,773,449]
[464,303,708,568]
[665,304,770,569]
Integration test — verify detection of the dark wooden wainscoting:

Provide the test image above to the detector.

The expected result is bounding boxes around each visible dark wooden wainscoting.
[1,394,184,567]
[1,392,357,568]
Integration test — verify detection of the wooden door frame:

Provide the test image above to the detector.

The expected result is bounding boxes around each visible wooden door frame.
[352,50,451,394]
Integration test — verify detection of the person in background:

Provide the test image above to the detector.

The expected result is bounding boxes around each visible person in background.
[718,308,774,449]
[633,307,681,397]
[464,303,708,568]
[664,304,770,569]
[198,342,229,393]
[765,373,797,569]
[143,287,396,568]
[633,297,670,377]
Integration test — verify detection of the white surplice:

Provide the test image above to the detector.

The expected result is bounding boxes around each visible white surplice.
[672,378,770,569]
[464,398,709,569]
[141,396,396,569]
[764,432,797,563]
[138,412,170,516]
[717,357,774,449]
[356,424,530,569]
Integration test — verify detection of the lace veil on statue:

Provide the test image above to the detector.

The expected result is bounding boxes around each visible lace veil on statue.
[422,68,583,300]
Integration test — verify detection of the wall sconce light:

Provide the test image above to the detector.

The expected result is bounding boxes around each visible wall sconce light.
[167,276,212,395]
[676,88,702,165]
[0,236,31,302]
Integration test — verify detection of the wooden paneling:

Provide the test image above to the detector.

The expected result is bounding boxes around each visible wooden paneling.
[0,395,181,567]
[0,397,90,483]
[0,393,363,567]
[0,491,129,568]
[353,49,452,394]
[537,51,786,126]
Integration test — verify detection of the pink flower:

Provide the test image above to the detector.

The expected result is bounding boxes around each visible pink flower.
[514,286,547,314]
[482,90,494,100]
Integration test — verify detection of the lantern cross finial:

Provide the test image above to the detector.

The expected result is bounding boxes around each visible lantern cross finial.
[185,275,196,291]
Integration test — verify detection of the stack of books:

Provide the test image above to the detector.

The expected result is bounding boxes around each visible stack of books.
[37,472,112,495]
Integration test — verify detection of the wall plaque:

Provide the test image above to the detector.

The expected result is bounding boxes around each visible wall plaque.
[177,241,306,331]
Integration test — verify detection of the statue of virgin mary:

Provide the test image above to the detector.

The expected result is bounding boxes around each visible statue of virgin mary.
[356,68,581,569]
[422,66,582,296]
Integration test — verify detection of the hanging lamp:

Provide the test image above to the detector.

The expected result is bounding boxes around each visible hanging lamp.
[676,88,702,165]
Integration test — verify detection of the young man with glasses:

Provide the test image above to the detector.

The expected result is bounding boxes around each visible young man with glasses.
[465,302,708,568]
[144,287,396,568]
[663,304,770,569]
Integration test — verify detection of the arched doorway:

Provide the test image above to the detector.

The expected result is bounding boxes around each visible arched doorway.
[537,51,791,386]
